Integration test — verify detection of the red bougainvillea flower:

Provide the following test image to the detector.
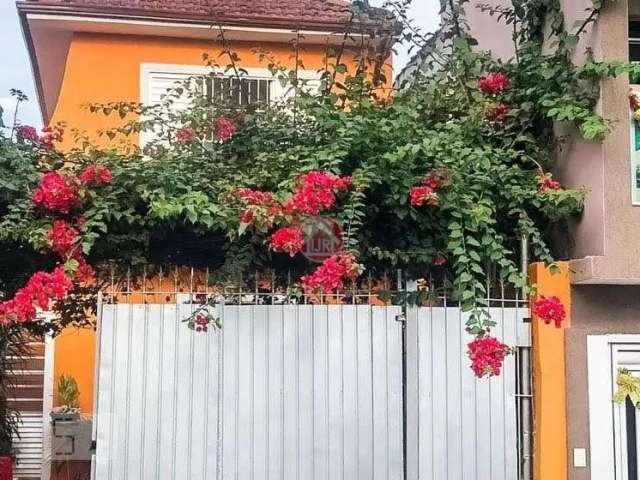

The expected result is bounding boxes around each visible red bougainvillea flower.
[270,226,305,257]
[48,220,79,257]
[537,174,561,193]
[477,72,511,96]
[216,117,237,142]
[176,126,197,143]
[237,188,282,228]
[410,169,451,207]
[80,165,113,185]
[73,257,95,285]
[16,125,39,143]
[39,125,64,149]
[467,335,511,378]
[238,188,275,205]
[0,267,73,324]
[298,171,352,192]
[532,295,566,328]
[284,171,352,215]
[410,185,439,207]
[434,254,447,266]
[485,103,511,122]
[301,252,362,294]
[32,172,79,214]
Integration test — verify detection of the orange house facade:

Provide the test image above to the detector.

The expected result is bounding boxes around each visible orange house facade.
[16,1,394,478]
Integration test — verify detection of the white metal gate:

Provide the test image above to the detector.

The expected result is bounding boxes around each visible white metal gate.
[94,303,405,480]
[405,304,531,480]
[93,288,531,480]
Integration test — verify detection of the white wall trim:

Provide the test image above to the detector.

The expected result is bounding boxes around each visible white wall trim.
[25,13,351,39]
[41,332,55,480]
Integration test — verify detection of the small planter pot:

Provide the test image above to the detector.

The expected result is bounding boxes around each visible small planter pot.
[50,408,81,423]
[0,457,12,480]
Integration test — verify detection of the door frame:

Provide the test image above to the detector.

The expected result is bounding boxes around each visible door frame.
[587,334,640,480]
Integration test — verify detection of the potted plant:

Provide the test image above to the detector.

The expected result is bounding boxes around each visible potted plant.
[51,375,81,423]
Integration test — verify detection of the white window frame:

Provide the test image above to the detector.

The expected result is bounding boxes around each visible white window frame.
[587,334,640,480]
[139,63,322,146]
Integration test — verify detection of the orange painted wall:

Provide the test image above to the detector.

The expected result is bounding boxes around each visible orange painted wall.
[53,327,96,414]
[50,32,383,414]
[51,33,368,147]
[529,262,571,480]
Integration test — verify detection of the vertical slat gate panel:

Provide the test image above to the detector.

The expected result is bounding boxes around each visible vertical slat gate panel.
[445,307,463,480]
[267,305,284,480]
[94,303,115,479]
[125,305,145,480]
[282,304,299,480]
[297,306,315,480]
[406,306,528,480]
[327,305,345,480]
[313,306,330,480]
[158,305,179,480]
[357,305,374,480]
[236,305,253,480]
[417,307,434,480]
[222,305,239,480]
[252,305,269,480]
[342,305,360,480]
[141,305,161,480]
[386,306,405,480]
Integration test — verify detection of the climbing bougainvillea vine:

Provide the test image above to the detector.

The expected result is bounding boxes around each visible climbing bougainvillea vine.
[237,170,357,293]
[0,128,112,324]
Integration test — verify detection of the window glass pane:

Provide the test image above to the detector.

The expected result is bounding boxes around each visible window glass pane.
[631,43,640,63]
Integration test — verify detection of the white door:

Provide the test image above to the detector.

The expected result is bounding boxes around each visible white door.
[588,337,640,480]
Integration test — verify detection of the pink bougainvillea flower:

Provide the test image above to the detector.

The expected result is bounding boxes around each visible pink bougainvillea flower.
[38,125,64,149]
[301,252,362,294]
[0,267,73,324]
[32,172,79,214]
[176,126,197,143]
[477,72,511,96]
[537,174,561,193]
[410,185,439,207]
[532,295,566,328]
[48,220,79,257]
[284,171,352,215]
[216,117,237,142]
[80,165,113,185]
[73,257,95,285]
[467,335,511,378]
[16,125,39,143]
[485,103,511,122]
[270,226,305,257]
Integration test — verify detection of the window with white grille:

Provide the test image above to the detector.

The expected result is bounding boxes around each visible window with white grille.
[140,64,320,146]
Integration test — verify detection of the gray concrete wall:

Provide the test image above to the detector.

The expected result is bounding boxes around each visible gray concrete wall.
[566,285,640,479]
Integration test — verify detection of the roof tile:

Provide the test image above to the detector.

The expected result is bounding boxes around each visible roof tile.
[18,0,392,31]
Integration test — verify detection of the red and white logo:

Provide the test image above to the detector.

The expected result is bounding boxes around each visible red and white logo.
[301,216,344,263]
